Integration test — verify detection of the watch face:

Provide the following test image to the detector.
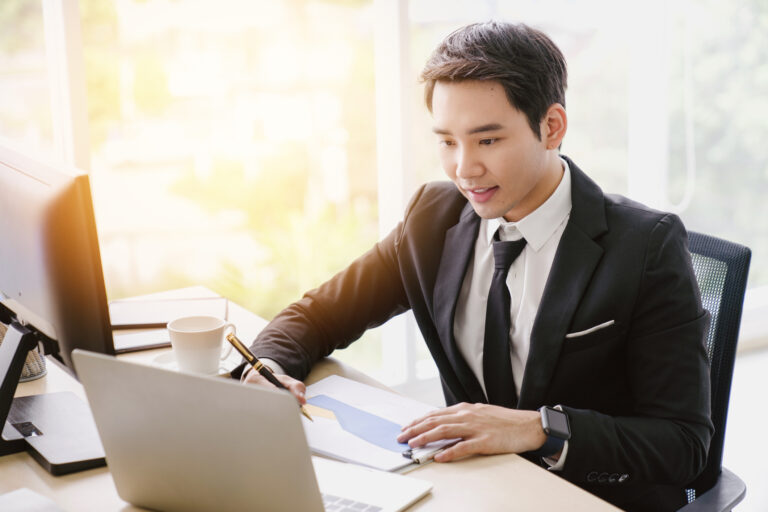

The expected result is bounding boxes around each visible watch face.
[545,408,570,437]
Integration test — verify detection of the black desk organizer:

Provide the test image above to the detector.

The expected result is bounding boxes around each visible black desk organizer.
[0,313,105,475]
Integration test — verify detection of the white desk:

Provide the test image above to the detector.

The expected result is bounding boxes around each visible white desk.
[2,356,618,511]
[1,290,618,511]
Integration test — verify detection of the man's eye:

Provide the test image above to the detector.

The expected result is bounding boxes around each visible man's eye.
[479,138,498,146]
[439,140,455,147]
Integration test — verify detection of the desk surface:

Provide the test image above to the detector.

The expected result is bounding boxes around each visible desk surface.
[1,290,618,511]
[2,356,618,511]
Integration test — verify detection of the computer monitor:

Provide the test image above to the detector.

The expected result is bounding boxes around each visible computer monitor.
[0,141,115,371]
[0,140,113,474]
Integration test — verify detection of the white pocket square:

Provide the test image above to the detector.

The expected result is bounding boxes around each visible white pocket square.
[565,320,615,339]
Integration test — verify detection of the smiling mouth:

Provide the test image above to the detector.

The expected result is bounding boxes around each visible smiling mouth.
[465,186,498,203]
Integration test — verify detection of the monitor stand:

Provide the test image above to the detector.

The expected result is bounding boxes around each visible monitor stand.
[0,320,106,475]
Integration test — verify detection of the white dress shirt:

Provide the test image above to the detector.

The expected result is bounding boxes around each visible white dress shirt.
[256,159,574,468]
[453,158,572,469]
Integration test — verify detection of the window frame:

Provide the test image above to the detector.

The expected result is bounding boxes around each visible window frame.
[47,1,767,398]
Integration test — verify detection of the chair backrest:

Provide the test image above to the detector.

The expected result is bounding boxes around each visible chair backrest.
[685,231,751,498]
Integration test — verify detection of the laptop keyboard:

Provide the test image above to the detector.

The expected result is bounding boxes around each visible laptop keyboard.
[322,493,382,511]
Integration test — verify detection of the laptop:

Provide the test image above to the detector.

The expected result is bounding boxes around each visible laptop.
[72,350,432,512]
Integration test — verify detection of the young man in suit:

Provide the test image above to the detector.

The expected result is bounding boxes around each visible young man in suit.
[237,21,713,511]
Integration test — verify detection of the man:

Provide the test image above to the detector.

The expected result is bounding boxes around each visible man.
[235,21,713,511]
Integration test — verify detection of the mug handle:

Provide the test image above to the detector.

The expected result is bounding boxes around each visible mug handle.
[221,323,236,360]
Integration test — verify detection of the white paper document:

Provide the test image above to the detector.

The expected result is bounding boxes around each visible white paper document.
[302,375,457,472]
[0,488,66,512]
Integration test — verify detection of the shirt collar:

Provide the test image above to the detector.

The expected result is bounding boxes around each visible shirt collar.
[484,157,573,251]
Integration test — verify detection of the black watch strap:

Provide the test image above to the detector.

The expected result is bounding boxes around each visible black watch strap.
[530,434,566,459]
[530,405,570,459]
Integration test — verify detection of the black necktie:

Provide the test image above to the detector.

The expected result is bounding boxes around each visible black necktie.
[483,235,526,408]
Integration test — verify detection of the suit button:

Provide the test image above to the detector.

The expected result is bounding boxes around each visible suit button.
[587,471,598,482]
[598,472,609,483]
[609,473,619,484]
[618,474,629,483]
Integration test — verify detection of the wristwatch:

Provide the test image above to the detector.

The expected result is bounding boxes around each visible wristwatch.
[531,405,571,459]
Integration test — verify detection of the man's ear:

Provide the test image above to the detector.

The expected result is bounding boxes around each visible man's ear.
[542,103,567,150]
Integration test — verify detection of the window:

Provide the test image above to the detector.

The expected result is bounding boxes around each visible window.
[79,0,386,376]
[3,0,767,396]
[0,1,54,154]
[405,0,768,362]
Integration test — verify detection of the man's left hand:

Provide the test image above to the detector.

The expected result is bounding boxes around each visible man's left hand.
[396,403,547,462]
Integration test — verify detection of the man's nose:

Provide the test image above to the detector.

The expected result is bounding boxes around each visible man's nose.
[455,147,483,179]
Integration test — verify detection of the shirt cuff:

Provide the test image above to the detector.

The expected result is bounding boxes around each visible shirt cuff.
[543,440,568,471]
[543,405,568,471]
[240,358,285,382]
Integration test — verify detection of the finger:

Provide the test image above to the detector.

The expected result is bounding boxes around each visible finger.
[277,375,307,405]
[243,368,273,386]
[434,439,478,463]
[397,413,459,442]
[242,371,307,404]
[401,403,467,430]
[408,423,467,448]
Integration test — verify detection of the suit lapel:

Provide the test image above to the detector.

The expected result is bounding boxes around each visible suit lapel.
[517,225,603,409]
[517,158,608,409]
[433,204,487,403]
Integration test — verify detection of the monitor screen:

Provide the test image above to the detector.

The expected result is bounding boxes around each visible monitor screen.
[0,142,115,373]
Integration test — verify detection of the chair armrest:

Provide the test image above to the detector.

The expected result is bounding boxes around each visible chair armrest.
[678,467,746,512]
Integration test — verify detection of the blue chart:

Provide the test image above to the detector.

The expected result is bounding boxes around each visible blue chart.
[307,394,409,453]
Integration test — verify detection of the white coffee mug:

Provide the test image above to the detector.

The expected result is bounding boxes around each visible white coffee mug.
[167,315,235,375]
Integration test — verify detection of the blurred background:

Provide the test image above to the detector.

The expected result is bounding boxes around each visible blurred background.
[1,1,767,509]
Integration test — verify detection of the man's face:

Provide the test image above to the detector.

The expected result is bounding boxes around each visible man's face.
[431,80,561,222]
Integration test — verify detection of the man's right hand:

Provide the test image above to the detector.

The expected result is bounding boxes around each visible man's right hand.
[241,367,308,405]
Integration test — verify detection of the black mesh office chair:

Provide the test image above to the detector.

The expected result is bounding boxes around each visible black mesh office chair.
[679,231,750,511]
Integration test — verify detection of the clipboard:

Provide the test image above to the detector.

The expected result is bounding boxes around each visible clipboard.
[302,376,459,472]
[109,296,228,330]
[401,442,459,465]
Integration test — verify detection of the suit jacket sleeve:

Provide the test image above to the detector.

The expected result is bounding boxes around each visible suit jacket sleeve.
[559,213,713,488]
[243,186,430,380]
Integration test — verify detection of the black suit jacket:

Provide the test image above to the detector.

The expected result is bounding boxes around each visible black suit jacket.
[245,157,713,511]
